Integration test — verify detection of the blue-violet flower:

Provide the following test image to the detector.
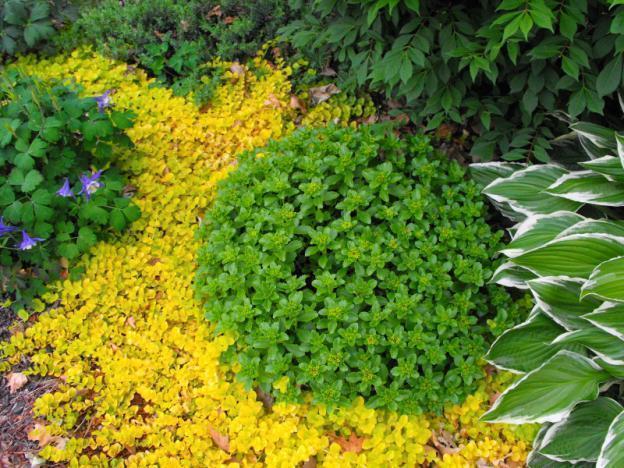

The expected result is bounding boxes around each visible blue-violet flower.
[18,231,44,250]
[95,90,113,113]
[56,178,74,198]
[78,170,104,200]
[0,217,17,236]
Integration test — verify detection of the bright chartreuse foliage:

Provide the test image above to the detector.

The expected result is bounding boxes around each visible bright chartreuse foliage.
[0,50,535,466]
[196,124,526,414]
[0,69,140,313]
[474,117,624,466]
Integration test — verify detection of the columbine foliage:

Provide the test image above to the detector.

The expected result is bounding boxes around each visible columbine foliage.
[0,70,140,312]
[0,0,77,62]
[281,0,624,162]
[473,119,624,466]
[196,125,524,414]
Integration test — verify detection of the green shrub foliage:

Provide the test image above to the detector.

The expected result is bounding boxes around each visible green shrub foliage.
[0,70,140,312]
[0,0,77,62]
[473,118,624,466]
[60,0,295,103]
[282,0,624,162]
[196,125,525,414]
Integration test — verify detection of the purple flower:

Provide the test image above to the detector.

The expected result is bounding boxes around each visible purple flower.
[0,217,17,236]
[78,170,104,200]
[18,230,44,250]
[95,90,113,113]
[56,178,74,198]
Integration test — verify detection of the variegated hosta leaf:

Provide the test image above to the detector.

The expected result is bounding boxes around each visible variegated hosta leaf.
[583,302,624,341]
[490,261,536,288]
[527,277,602,330]
[501,212,585,258]
[581,256,624,302]
[483,165,582,218]
[553,326,624,365]
[485,310,570,374]
[571,122,616,160]
[597,410,624,468]
[513,234,624,278]
[545,171,624,206]
[556,219,624,238]
[528,424,596,467]
[580,156,624,183]
[481,350,611,424]
[617,132,624,169]
[528,425,594,467]
[539,397,623,463]
[469,162,527,187]
[595,357,624,379]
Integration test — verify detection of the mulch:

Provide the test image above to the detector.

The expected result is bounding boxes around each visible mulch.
[0,307,58,468]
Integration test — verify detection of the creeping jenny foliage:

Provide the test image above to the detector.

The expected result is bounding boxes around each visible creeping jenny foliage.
[196,125,525,414]
[0,50,535,466]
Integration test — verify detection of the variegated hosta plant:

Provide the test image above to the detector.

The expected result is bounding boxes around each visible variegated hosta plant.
[471,121,624,467]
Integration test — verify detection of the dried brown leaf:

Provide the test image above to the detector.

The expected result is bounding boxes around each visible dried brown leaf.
[431,430,460,455]
[230,63,245,76]
[263,93,282,109]
[6,372,28,393]
[328,432,365,454]
[209,426,230,452]
[207,5,222,17]
[309,84,340,105]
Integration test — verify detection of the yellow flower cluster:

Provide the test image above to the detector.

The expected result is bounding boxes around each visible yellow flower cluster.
[1,49,536,466]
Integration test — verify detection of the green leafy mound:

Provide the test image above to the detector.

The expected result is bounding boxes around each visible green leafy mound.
[196,125,523,414]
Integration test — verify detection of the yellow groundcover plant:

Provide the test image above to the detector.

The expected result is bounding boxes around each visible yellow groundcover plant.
[0,49,536,466]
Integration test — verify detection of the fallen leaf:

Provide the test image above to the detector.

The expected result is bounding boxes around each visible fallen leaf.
[435,123,457,139]
[309,84,340,105]
[431,430,460,455]
[302,456,317,468]
[263,93,282,109]
[122,184,137,197]
[53,437,68,450]
[6,372,28,393]
[289,95,306,111]
[28,423,54,447]
[148,257,162,266]
[328,432,365,453]
[207,5,222,17]
[209,426,230,452]
[230,63,245,76]
[320,66,337,77]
